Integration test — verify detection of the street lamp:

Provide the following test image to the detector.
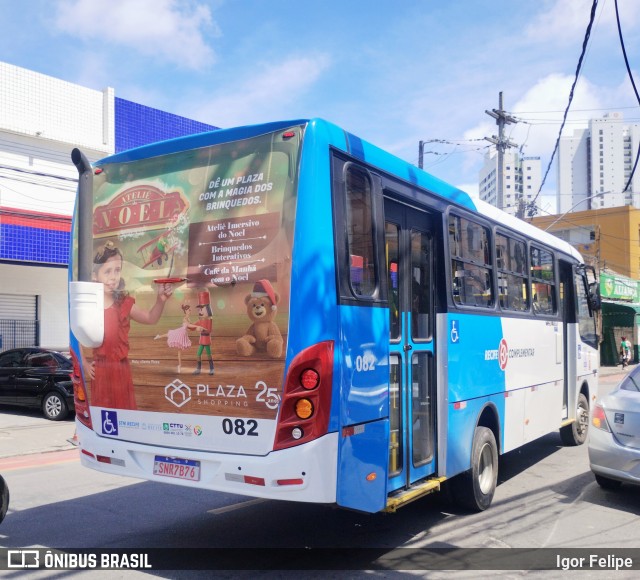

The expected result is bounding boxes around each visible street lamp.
[544,192,608,231]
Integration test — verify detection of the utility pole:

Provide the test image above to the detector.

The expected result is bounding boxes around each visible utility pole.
[418,140,425,169]
[484,92,519,215]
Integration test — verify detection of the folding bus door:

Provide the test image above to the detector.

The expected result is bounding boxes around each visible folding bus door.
[384,198,437,492]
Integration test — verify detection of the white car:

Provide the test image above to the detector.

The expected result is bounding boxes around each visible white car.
[589,367,640,489]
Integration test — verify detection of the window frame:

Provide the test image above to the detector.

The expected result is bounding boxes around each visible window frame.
[331,153,387,306]
[530,244,558,316]
[495,230,529,313]
[447,212,495,310]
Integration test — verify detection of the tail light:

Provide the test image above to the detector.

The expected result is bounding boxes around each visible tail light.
[273,341,334,451]
[592,404,611,432]
[70,349,93,430]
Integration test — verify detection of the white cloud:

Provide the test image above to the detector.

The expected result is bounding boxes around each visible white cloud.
[188,55,331,127]
[53,0,218,69]
[526,0,640,46]
[509,73,604,151]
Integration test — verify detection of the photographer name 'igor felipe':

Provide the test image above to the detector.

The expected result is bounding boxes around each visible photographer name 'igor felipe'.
[557,554,633,571]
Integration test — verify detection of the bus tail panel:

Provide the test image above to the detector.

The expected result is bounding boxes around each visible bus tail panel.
[70,124,306,458]
[76,422,339,504]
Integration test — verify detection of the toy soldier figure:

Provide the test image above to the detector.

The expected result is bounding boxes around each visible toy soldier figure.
[192,290,214,375]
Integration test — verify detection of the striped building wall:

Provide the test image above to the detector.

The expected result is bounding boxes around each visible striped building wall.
[0,62,218,349]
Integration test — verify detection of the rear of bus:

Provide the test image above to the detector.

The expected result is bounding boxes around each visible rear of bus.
[69,120,345,505]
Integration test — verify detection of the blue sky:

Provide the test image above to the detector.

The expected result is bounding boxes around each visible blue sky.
[2,0,640,213]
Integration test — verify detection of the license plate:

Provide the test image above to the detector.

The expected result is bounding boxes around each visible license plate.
[153,455,201,481]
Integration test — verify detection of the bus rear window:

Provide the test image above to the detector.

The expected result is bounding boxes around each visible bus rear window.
[345,167,376,297]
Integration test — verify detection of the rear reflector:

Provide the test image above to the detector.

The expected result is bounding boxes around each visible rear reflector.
[225,473,266,486]
[276,478,304,486]
[96,455,125,467]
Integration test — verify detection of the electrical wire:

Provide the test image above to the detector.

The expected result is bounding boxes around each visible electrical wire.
[614,0,640,193]
[530,0,600,211]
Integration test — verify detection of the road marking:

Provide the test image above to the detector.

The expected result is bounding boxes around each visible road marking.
[0,448,79,472]
[207,498,267,515]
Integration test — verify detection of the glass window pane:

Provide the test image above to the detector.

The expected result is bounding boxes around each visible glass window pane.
[412,352,433,466]
[532,282,555,314]
[389,355,403,476]
[346,167,376,297]
[411,230,431,340]
[498,272,529,311]
[452,260,493,307]
[386,223,400,340]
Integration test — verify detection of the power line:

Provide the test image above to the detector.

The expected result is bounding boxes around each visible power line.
[614,0,640,193]
[529,0,599,215]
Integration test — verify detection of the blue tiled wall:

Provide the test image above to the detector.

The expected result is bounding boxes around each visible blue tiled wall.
[1,99,219,266]
[0,224,70,265]
[115,98,219,152]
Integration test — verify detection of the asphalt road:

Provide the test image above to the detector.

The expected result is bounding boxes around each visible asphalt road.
[0,367,638,579]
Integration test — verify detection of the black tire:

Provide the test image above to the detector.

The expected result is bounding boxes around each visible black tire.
[450,426,498,512]
[595,473,622,490]
[42,391,68,421]
[0,475,9,524]
[560,392,589,446]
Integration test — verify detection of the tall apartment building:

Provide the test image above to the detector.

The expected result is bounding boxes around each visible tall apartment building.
[557,112,640,214]
[478,150,542,216]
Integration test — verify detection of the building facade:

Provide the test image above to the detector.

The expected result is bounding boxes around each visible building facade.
[557,112,640,215]
[530,205,640,280]
[0,62,217,351]
[478,149,542,216]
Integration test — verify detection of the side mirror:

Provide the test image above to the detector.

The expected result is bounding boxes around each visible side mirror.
[588,281,601,311]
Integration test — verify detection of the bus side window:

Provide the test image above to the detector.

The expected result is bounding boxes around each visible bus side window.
[345,166,376,297]
[530,246,556,315]
[449,214,494,308]
[496,233,528,312]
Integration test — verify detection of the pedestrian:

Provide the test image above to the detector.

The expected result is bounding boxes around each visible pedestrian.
[620,335,632,368]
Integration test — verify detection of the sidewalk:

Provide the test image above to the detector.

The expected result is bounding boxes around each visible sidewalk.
[0,410,76,459]
[598,361,638,379]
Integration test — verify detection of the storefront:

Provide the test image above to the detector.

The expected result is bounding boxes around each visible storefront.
[600,272,640,366]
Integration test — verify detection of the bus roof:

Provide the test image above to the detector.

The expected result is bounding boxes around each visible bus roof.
[95,117,581,263]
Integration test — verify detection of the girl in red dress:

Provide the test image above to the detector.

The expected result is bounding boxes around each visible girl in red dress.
[89,241,173,409]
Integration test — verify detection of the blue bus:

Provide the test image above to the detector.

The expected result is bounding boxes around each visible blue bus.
[68,118,600,513]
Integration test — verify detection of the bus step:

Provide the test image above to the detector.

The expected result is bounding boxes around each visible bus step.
[384,477,447,513]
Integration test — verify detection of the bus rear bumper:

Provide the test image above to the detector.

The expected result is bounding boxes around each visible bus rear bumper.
[76,422,338,504]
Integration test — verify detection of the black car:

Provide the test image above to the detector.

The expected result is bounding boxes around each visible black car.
[0,348,74,420]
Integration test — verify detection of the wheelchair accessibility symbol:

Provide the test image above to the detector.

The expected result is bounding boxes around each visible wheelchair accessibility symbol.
[101,410,119,436]
[450,320,460,343]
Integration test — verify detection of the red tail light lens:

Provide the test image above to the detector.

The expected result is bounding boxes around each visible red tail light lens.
[273,341,334,451]
[300,369,319,389]
[70,348,93,430]
[592,404,611,432]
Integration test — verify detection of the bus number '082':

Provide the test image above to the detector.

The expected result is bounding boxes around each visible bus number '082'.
[222,418,258,436]
[355,354,376,372]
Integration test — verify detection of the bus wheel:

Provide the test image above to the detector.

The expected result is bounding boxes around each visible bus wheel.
[0,475,9,524]
[451,426,498,512]
[560,392,589,446]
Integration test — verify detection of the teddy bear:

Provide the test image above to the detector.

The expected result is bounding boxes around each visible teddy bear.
[236,279,283,358]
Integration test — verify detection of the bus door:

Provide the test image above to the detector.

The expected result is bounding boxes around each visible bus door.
[559,260,574,416]
[384,199,436,492]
